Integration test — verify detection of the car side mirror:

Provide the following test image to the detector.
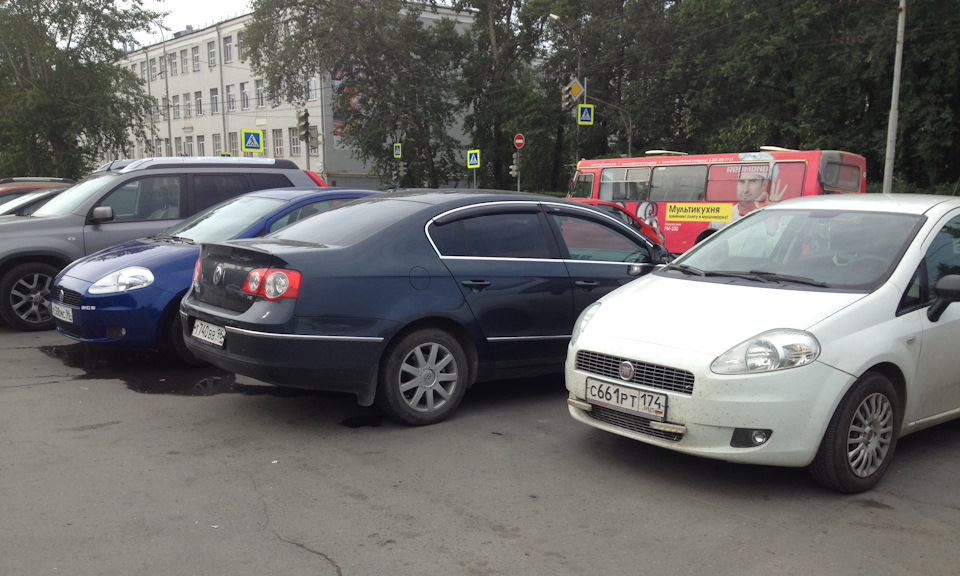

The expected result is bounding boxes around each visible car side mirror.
[927,274,960,322]
[652,244,673,264]
[90,206,114,222]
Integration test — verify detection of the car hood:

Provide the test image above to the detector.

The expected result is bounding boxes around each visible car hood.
[588,274,868,356]
[59,237,200,282]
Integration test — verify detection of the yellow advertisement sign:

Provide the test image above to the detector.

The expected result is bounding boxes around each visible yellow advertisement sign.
[666,203,733,222]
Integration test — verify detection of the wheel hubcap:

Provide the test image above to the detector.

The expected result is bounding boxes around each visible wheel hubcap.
[10,273,53,324]
[846,392,894,478]
[398,342,458,413]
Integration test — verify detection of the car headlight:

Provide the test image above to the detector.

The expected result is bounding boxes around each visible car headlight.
[88,267,155,294]
[570,302,601,347]
[711,329,820,375]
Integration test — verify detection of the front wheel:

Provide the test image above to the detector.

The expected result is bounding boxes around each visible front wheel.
[376,328,469,426]
[165,302,206,366]
[810,372,901,493]
[0,262,60,331]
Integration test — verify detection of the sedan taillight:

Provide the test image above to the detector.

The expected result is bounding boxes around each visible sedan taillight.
[242,268,302,300]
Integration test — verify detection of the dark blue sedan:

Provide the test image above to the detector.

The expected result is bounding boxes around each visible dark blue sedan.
[181,190,669,424]
[51,187,380,363]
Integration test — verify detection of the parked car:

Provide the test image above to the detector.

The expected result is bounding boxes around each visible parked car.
[181,189,669,425]
[567,197,664,244]
[0,157,325,332]
[564,193,960,493]
[51,187,380,362]
[0,186,69,216]
[0,177,75,206]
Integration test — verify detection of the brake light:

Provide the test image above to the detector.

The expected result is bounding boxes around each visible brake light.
[242,268,302,300]
[193,258,202,283]
[304,170,327,187]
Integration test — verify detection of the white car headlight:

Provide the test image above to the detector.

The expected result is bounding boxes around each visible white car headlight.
[711,329,820,375]
[570,302,601,347]
[88,267,155,294]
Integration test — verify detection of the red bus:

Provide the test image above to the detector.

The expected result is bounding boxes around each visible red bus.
[568,147,867,253]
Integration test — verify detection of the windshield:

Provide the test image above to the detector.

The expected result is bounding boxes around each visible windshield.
[0,189,61,215]
[32,174,113,217]
[160,195,286,243]
[673,208,924,290]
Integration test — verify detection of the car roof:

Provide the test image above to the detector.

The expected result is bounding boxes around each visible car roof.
[243,186,380,202]
[769,193,960,216]
[117,156,301,173]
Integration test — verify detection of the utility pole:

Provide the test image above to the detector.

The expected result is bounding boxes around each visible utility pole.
[882,0,907,195]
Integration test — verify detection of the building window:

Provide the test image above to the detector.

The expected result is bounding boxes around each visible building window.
[210,88,219,113]
[223,36,233,63]
[289,128,301,156]
[154,138,162,156]
[139,61,147,81]
[158,55,166,77]
[207,41,216,66]
[149,58,157,80]
[307,77,318,101]
[164,138,172,157]
[240,82,249,110]
[195,91,203,116]
[181,49,189,74]
[196,135,206,156]
[192,46,200,71]
[175,137,183,156]
[168,53,178,76]
[185,136,194,156]
[256,79,265,108]
[228,132,239,156]
[273,129,284,157]
[172,95,180,119]
[212,133,222,156]
[183,93,192,118]
[226,84,236,111]
[237,31,245,61]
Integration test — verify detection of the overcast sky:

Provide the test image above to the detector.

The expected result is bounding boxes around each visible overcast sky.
[134,0,252,44]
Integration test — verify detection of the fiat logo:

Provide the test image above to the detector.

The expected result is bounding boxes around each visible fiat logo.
[619,361,634,381]
[59,289,65,302]
[212,265,224,285]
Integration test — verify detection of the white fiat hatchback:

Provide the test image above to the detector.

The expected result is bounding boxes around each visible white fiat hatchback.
[565,193,960,493]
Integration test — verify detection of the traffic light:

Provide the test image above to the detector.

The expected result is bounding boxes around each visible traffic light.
[561,85,574,110]
[297,110,310,142]
[398,161,407,177]
[308,126,320,148]
[509,151,519,177]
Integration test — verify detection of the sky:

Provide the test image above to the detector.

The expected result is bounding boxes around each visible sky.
[133,0,252,45]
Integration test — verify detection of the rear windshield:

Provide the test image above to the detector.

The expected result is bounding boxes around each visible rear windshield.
[268,197,423,246]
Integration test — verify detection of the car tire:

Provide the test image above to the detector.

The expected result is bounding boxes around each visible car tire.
[376,328,469,426]
[165,302,206,366]
[0,262,59,331]
[809,372,901,493]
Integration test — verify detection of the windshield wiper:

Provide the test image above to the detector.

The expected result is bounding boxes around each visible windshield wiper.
[747,270,830,288]
[663,263,705,276]
[704,270,771,282]
[153,234,195,245]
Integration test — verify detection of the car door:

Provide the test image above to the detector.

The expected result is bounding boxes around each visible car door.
[543,203,658,319]
[906,211,960,421]
[429,203,573,371]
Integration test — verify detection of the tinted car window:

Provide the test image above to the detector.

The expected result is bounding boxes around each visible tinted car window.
[249,173,295,190]
[550,213,650,262]
[434,212,551,258]
[192,174,249,213]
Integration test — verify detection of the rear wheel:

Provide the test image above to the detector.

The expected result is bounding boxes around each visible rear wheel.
[376,328,469,426]
[0,262,59,331]
[810,372,900,493]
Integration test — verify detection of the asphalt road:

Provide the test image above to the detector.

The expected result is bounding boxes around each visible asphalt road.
[2,324,959,576]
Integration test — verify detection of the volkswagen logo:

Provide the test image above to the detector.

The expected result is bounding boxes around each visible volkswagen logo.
[212,265,224,285]
[619,361,634,381]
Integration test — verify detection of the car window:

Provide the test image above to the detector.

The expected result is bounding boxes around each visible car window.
[550,213,650,263]
[431,212,551,258]
[249,173,294,190]
[902,215,960,310]
[97,176,182,221]
[191,174,249,214]
[267,199,341,234]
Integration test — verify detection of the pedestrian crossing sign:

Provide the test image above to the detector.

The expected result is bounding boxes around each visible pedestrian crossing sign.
[467,149,480,169]
[240,129,264,153]
[393,143,402,159]
[578,104,594,126]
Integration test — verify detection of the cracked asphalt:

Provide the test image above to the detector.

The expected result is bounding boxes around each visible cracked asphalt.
[2,323,960,576]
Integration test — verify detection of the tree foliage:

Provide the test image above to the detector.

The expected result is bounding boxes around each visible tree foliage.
[0,0,159,179]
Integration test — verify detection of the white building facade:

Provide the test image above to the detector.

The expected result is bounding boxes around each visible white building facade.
[116,8,470,188]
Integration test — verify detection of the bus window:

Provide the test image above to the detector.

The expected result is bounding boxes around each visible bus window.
[571,173,594,198]
[822,162,861,192]
[650,165,707,202]
[598,167,651,202]
[705,162,806,203]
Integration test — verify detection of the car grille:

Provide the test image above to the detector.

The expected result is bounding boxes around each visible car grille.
[52,285,82,307]
[586,405,684,442]
[576,350,695,395]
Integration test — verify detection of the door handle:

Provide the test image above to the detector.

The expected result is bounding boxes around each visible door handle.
[461,280,491,292]
[574,280,599,290]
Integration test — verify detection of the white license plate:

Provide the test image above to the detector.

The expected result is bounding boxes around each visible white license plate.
[52,301,74,324]
[586,378,667,421]
[191,319,226,347]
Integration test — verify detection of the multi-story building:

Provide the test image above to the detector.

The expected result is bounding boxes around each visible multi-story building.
[116,8,471,188]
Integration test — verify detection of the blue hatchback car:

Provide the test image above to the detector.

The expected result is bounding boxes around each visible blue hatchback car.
[51,187,380,363]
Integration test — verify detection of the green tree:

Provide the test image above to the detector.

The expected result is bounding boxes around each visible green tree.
[0,0,158,179]
[244,0,469,188]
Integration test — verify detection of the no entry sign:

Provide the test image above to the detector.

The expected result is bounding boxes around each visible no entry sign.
[514,134,525,149]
